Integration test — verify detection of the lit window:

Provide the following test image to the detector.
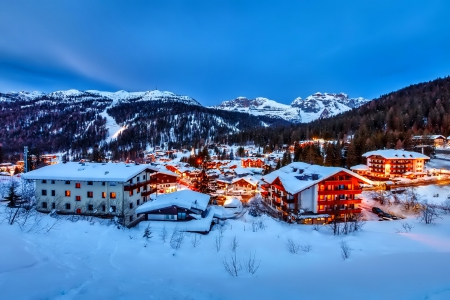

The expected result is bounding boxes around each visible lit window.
[102,192,106,198]
[75,183,81,188]
[110,192,116,199]
[87,191,93,198]
[65,190,71,197]
[76,196,81,201]
[129,190,133,196]
[76,208,81,214]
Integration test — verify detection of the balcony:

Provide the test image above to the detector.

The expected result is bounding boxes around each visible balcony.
[318,189,362,195]
[321,208,362,215]
[324,180,353,185]
[273,201,281,207]
[318,199,362,206]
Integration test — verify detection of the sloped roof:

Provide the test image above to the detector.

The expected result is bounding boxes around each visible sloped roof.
[22,162,150,182]
[135,190,210,214]
[261,162,373,195]
[362,149,429,159]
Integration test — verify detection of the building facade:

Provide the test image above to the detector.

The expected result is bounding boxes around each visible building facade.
[22,162,171,225]
[261,162,373,223]
[362,150,429,178]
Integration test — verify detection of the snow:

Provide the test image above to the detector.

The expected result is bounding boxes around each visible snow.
[363,149,430,159]
[135,190,210,213]
[2,200,450,300]
[22,162,149,182]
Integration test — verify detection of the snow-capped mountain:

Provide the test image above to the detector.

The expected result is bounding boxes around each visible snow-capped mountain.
[210,97,301,123]
[0,89,201,106]
[213,92,370,123]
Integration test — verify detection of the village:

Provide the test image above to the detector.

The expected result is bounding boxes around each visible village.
[2,135,450,232]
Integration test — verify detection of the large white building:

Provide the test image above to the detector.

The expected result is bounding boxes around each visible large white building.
[361,149,430,178]
[22,162,167,225]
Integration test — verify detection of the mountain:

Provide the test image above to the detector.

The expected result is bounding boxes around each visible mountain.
[0,89,288,158]
[212,92,370,123]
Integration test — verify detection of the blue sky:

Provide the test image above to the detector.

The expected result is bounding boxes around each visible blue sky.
[1,0,450,105]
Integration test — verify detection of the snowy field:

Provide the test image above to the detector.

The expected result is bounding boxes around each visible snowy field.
[1,203,450,300]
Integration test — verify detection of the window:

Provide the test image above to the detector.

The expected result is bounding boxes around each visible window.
[75,183,81,188]
[42,190,47,196]
[51,180,55,184]
[111,205,116,212]
[42,202,47,208]
[42,180,47,184]
[129,203,133,209]
[65,181,70,185]
[143,175,146,180]
[129,190,133,196]
[102,192,106,198]
[76,208,81,214]
[65,203,71,210]
[51,190,56,196]
[76,196,81,201]
[110,192,116,199]
[137,187,140,193]
[51,202,56,209]
[129,216,133,222]
[102,182,106,186]
[87,191,93,198]
[177,212,186,220]
[87,181,93,185]
[137,176,140,182]
[65,190,71,197]
[88,204,93,211]
[137,200,140,206]
[102,205,106,212]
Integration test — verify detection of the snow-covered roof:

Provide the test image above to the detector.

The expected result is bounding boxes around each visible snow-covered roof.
[412,135,445,140]
[22,162,150,182]
[223,197,242,208]
[362,150,430,160]
[231,175,258,186]
[261,162,373,195]
[233,167,253,175]
[135,190,210,214]
[147,165,179,177]
[350,164,370,171]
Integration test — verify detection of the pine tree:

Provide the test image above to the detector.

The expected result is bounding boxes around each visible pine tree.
[4,182,22,208]
[143,223,153,239]
[324,143,334,166]
[345,140,357,168]
[275,159,281,170]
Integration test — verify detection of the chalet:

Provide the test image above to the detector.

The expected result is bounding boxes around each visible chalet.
[21,162,159,225]
[412,135,446,147]
[233,167,254,178]
[135,190,210,221]
[147,166,179,194]
[241,157,265,168]
[261,162,373,224]
[361,149,430,178]
[230,176,258,192]
[350,164,370,176]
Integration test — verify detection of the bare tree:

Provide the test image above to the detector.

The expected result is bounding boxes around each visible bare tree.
[229,235,239,252]
[396,222,414,233]
[214,233,222,252]
[300,244,312,253]
[159,225,168,243]
[222,251,242,277]
[191,233,201,248]
[245,251,261,275]
[419,201,442,224]
[286,237,301,254]
[170,226,184,250]
[340,240,352,260]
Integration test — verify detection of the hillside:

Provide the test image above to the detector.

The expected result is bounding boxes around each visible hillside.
[229,76,450,163]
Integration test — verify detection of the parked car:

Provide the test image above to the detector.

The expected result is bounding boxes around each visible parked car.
[372,207,383,214]
[379,212,394,221]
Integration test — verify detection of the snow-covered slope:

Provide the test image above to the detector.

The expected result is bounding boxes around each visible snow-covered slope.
[213,92,370,123]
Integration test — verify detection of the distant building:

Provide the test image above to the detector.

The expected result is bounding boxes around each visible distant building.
[241,157,264,168]
[412,135,446,147]
[361,149,430,178]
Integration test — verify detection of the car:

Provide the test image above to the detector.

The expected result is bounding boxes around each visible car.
[379,212,393,221]
[372,207,383,214]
